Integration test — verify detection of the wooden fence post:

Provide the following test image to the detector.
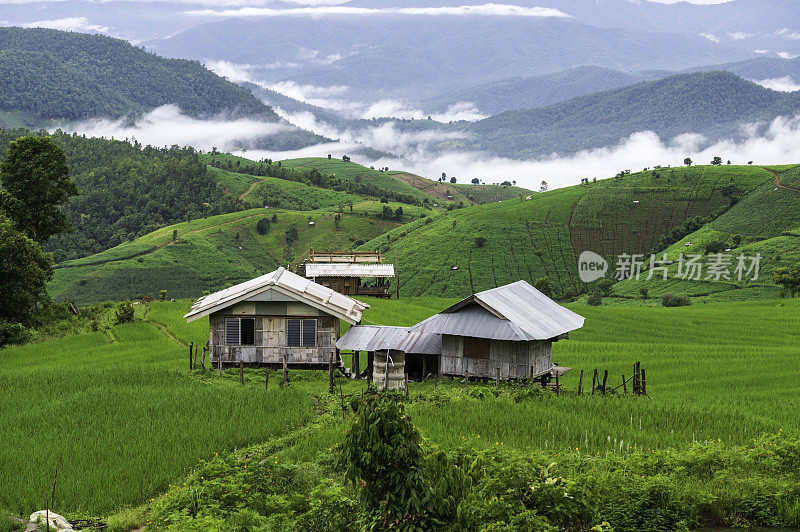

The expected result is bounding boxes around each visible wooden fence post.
[201,346,206,370]
[592,369,597,394]
[240,360,244,384]
[555,372,559,396]
[352,351,359,379]
[633,363,638,394]
[283,354,289,384]
[602,370,608,394]
[329,354,335,392]
[265,368,270,390]
[367,351,374,384]
[577,369,583,395]
[404,373,409,397]
[218,349,223,377]
[622,374,627,394]
[189,341,194,370]
[641,368,646,395]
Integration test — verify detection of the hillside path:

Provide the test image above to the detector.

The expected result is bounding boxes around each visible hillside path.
[763,166,800,193]
[240,180,260,200]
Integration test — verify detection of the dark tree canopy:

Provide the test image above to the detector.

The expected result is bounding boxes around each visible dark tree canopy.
[0,136,77,243]
[0,215,53,324]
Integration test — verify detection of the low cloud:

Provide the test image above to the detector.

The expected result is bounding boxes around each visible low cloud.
[268,81,486,121]
[726,31,752,40]
[699,33,721,43]
[777,51,799,59]
[776,28,800,40]
[60,105,291,152]
[264,113,800,191]
[17,17,111,33]
[752,76,800,92]
[185,4,571,18]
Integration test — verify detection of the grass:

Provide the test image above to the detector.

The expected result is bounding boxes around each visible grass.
[360,164,787,299]
[2,297,800,523]
[49,206,406,304]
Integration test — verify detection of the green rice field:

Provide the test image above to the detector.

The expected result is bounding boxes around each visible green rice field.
[1,297,799,519]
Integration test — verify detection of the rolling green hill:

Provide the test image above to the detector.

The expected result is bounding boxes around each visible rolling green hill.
[358,164,781,298]
[46,162,800,304]
[0,27,279,122]
[49,202,422,304]
[612,165,800,301]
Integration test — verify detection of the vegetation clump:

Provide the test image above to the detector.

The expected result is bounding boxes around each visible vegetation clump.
[661,292,691,307]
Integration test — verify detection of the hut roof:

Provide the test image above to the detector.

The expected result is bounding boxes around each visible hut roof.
[184,267,369,324]
[305,263,395,278]
[336,325,441,354]
[409,280,584,341]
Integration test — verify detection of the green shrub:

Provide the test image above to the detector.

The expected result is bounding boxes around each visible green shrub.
[475,236,487,248]
[114,301,135,324]
[534,278,553,298]
[640,287,649,299]
[587,290,602,306]
[0,320,31,347]
[662,293,691,307]
[159,290,167,301]
[256,217,270,235]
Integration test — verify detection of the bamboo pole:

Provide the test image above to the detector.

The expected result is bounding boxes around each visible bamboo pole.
[189,341,194,370]
[577,369,583,395]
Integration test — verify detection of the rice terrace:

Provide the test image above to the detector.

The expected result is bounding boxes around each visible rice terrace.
[4,10,800,532]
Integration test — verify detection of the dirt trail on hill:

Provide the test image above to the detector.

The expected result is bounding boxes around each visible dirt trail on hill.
[240,180,260,200]
[763,166,800,193]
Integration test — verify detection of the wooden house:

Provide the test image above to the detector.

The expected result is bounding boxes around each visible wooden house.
[184,267,368,370]
[299,250,395,298]
[338,281,584,382]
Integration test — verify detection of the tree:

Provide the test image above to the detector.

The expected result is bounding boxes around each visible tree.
[711,156,723,166]
[684,158,693,166]
[0,215,53,324]
[256,217,270,235]
[471,178,479,185]
[0,136,78,243]
[596,278,613,296]
[271,214,278,223]
[540,180,548,192]
[450,177,456,183]
[587,289,602,306]
[640,287,649,299]
[441,172,447,180]
[534,278,553,298]
[284,226,298,245]
[394,206,403,220]
[773,263,800,297]
[475,236,486,248]
[501,180,512,186]
[172,229,178,242]
[342,155,350,162]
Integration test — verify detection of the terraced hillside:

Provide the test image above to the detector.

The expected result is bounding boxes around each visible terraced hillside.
[359,165,777,298]
[49,203,420,304]
[613,165,800,301]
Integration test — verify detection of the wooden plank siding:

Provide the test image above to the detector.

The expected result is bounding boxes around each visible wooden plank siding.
[440,334,551,379]
[208,299,339,366]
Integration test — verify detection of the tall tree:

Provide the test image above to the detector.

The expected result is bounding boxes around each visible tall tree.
[0,136,78,243]
[0,215,53,324]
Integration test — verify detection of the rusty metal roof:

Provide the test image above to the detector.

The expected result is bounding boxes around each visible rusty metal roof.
[184,267,369,324]
[336,325,441,354]
[409,280,584,341]
[305,263,395,278]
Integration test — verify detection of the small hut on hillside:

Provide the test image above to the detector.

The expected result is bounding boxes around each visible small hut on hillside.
[337,280,584,383]
[184,267,368,370]
[299,250,395,298]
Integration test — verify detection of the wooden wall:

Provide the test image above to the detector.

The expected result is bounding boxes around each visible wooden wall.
[440,335,551,379]
[208,300,339,365]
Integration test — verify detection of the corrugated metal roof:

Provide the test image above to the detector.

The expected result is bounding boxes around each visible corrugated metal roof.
[410,281,584,341]
[184,267,369,324]
[305,263,395,278]
[337,325,441,354]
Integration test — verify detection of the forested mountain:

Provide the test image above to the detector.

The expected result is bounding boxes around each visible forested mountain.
[423,66,671,115]
[401,71,800,159]
[0,129,246,261]
[0,27,278,121]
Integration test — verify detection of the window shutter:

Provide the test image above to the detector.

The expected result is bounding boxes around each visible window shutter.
[225,318,240,345]
[463,337,490,359]
[240,318,255,346]
[301,319,317,347]
[287,319,301,347]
